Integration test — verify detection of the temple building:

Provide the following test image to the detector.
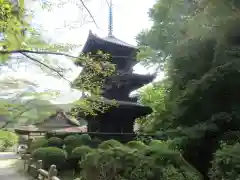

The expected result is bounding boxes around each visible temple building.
[14,110,87,136]
[75,0,155,138]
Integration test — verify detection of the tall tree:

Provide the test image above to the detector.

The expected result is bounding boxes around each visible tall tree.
[137,0,240,179]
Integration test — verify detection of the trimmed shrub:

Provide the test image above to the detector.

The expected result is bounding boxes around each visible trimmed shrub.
[149,139,165,146]
[70,145,93,171]
[80,146,201,180]
[64,135,78,146]
[48,137,63,148]
[29,138,48,152]
[63,135,79,155]
[32,147,67,169]
[63,134,92,155]
[0,130,18,151]
[126,141,147,150]
[209,142,240,180]
[98,139,122,149]
[89,138,102,148]
[77,134,91,146]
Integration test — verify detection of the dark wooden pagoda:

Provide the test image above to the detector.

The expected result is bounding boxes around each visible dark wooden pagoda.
[76,0,155,140]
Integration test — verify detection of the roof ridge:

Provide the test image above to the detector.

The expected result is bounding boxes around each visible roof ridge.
[87,30,137,49]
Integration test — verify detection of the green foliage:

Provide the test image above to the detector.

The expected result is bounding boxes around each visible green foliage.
[89,138,102,148]
[77,134,91,146]
[0,0,26,62]
[98,139,122,149]
[126,140,147,150]
[71,52,116,117]
[71,145,93,160]
[149,139,166,146]
[0,130,18,151]
[29,137,48,152]
[80,144,201,180]
[70,145,93,170]
[47,137,63,148]
[137,81,169,131]
[209,142,240,180]
[73,54,115,94]
[63,134,91,155]
[136,0,240,178]
[63,135,79,155]
[64,135,79,146]
[31,147,67,169]
[0,0,116,121]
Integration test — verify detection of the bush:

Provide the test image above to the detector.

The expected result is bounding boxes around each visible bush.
[80,146,201,180]
[209,142,240,180]
[29,138,48,152]
[32,147,67,169]
[98,139,122,149]
[77,134,91,146]
[149,139,165,146]
[63,135,79,155]
[126,141,147,150]
[89,138,102,148]
[70,145,93,171]
[0,130,18,151]
[48,137,63,148]
[63,134,92,155]
[64,135,79,146]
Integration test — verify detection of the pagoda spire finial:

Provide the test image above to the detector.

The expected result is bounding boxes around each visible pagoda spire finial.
[108,0,113,37]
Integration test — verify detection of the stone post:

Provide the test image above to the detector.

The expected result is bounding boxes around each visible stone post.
[48,165,58,180]
[36,160,43,169]
[27,158,33,172]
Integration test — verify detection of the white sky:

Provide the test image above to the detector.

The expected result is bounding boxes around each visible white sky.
[0,0,157,103]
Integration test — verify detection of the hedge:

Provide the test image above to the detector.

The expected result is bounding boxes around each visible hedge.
[80,144,201,180]
[29,137,48,152]
[32,147,67,169]
[70,145,93,171]
[98,139,122,149]
[48,137,63,148]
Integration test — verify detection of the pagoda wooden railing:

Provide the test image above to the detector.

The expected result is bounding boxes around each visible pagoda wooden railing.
[21,154,60,180]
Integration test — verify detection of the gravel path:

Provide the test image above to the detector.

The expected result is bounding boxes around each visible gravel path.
[0,152,29,180]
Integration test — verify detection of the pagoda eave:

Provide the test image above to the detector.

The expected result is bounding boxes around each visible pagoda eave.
[80,30,138,56]
[105,73,155,88]
[101,98,153,116]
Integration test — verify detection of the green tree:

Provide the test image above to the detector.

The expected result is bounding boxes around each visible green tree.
[0,0,115,125]
[137,0,240,178]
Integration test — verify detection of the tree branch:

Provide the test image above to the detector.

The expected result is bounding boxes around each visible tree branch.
[1,107,33,129]
[0,49,136,60]
[21,52,73,84]
[79,0,99,29]
[0,49,79,59]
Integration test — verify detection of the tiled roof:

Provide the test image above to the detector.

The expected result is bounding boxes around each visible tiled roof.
[34,110,81,127]
[102,35,137,49]
[83,30,137,50]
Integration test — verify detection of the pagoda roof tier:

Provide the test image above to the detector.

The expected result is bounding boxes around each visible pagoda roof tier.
[98,97,153,118]
[76,96,152,120]
[82,30,137,53]
[102,73,155,99]
[77,31,138,69]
